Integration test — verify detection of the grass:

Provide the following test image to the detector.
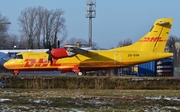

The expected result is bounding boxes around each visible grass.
[1,76,180,111]
[2,76,180,89]
[0,89,180,111]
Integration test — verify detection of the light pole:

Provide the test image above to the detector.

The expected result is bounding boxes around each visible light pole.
[86,0,96,47]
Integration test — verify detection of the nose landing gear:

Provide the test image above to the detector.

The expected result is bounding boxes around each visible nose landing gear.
[13,70,19,75]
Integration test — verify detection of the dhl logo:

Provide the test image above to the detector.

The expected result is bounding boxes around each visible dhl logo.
[24,58,61,67]
[138,37,166,42]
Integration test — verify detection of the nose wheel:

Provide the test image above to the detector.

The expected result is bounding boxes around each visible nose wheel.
[13,70,19,75]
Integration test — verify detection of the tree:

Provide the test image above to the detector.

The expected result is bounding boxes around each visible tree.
[166,35,180,67]
[117,38,132,47]
[35,6,44,48]
[6,34,19,49]
[18,6,67,49]
[18,7,38,49]
[42,8,67,48]
[66,37,98,49]
[0,13,10,49]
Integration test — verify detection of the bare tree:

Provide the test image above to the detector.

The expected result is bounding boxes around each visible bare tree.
[35,6,45,48]
[0,13,10,49]
[18,6,67,49]
[66,37,98,49]
[167,35,180,67]
[18,7,38,49]
[117,38,132,47]
[42,8,67,48]
[66,37,88,45]
[6,34,19,49]
[53,9,67,48]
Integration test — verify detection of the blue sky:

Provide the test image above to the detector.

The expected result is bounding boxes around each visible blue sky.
[0,0,180,49]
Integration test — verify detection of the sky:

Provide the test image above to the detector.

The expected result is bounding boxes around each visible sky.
[0,0,180,49]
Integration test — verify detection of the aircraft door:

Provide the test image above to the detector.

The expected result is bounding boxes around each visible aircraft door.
[114,52,121,67]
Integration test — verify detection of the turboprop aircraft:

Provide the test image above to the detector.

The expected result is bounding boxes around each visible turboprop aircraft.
[3,18,173,76]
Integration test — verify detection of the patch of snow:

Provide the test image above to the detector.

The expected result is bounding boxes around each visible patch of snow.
[164,106,179,110]
[0,98,11,102]
[33,99,41,103]
[145,96,180,102]
[164,97,180,102]
[131,78,144,81]
[33,99,52,104]
[172,97,180,102]
[145,96,162,100]
[17,106,30,110]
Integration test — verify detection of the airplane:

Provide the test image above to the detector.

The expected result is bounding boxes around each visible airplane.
[3,18,173,76]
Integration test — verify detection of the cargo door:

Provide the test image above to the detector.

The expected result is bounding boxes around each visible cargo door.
[114,52,121,67]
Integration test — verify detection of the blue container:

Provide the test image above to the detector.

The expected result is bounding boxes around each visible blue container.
[138,61,156,76]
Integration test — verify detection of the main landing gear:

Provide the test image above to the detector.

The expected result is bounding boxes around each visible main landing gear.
[77,72,83,76]
[72,66,83,76]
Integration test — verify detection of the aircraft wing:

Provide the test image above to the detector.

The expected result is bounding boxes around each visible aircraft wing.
[65,45,98,56]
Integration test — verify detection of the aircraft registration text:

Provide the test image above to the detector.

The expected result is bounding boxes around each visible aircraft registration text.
[128,54,139,57]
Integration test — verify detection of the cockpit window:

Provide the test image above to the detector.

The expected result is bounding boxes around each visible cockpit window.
[16,54,23,59]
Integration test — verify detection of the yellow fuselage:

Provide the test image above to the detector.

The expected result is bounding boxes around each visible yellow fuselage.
[4,50,172,72]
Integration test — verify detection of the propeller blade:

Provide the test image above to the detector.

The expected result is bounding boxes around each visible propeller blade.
[57,39,60,48]
[48,40,52,51]
[47,40,53,64]
[48,52,53,64]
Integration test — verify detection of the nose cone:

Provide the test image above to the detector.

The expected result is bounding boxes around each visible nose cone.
[3,60,22,70]
[3,61,10,69]
[4,62,8,68]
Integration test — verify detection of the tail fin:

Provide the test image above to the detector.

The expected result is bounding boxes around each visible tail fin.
[114,18,173,52]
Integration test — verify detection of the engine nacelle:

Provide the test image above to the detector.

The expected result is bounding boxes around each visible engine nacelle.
[51,48,76,59]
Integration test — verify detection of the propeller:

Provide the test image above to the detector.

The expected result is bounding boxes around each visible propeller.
[57,39,60,48]
[46,39,61,64]
[46,40,53,64]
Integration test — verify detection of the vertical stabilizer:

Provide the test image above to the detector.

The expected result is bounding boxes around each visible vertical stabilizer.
[114,18,173,52]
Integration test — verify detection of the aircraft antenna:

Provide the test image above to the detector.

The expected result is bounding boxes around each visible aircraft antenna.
[86,0,96,47]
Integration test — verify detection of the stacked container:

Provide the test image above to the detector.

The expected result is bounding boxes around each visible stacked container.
[138,58,173,77]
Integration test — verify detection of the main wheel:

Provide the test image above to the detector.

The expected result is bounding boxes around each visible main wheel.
[78,72,83,76]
